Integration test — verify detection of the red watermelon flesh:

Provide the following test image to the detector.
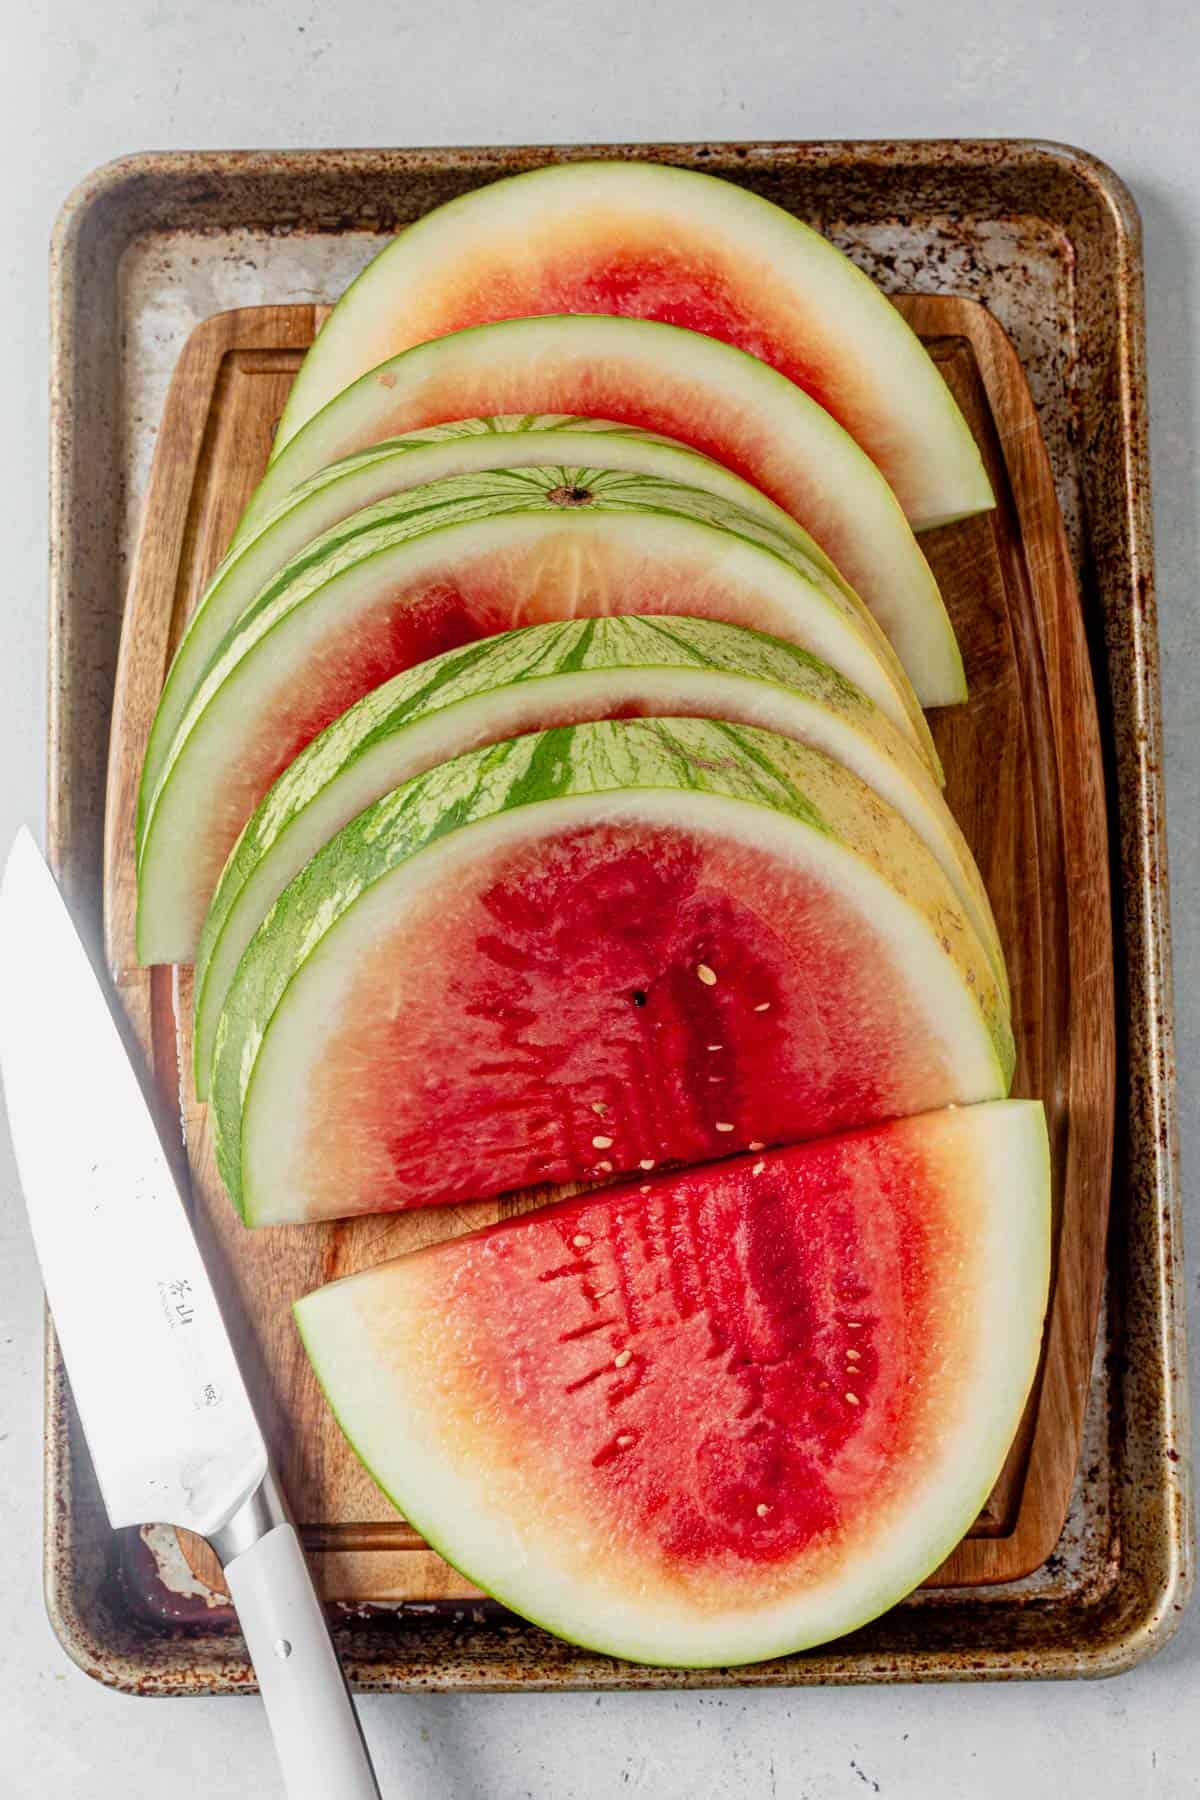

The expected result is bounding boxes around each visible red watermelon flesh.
[230,762,1011,1227]
[295,1100,1050,1664]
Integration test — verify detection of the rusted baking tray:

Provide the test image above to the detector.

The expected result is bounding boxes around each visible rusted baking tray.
[47,141,1190,1691]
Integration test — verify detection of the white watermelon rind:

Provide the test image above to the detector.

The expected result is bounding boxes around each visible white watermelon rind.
[274,160,994,533]
[139,415,862,831]
[293,1100,1050,1667]
[233,314,966,708]
[192,615,1006,1098]
[137,471,947,964]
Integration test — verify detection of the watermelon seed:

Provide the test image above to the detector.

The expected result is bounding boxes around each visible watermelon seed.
[752,1161,766,1176]
[631,990,648,1007]
[547,483,595,507]
[754,1002,771,1013]
[707,1044,723,1052]
[639,1158,656,1170]
[617,1434,635,1448]
[592,1135,613,1149]
[572,1234,592,1249]
[748,1140,765,1151]
[591,1101,609,1116]
[639,1185,652,1194]
[716,1121,734,1133]
[595,1160,613,1173]
[696,964,717,986]
[847,1321,864,1330]
[845,1392,860,1406]
[846,1349,861,1362]
[756,1503,771,1518]
[613,1350,632,1369]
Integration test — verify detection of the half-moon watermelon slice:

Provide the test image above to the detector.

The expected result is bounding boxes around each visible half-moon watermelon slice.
[275,160,993,532]
[234,315,964,708]
[192,616,1004,1099]
[211,719,1012,1228]
[294,1100,1050,1666]
[137,469,941,965]
[140,415,869,827]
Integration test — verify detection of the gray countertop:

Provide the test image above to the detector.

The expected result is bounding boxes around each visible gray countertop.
[2,1,1197,1794]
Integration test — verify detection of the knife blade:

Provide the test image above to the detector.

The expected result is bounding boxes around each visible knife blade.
[0,827,267,1536]
[0,830,381,1798]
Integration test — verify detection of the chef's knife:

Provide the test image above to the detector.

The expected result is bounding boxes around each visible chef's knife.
[0,829,381,1799]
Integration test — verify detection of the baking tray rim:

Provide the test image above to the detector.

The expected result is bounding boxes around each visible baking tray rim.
[43,136,1192,1692]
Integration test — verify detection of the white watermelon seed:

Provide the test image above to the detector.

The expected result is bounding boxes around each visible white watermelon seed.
[845,1392,860,1406]
[617,1434,635,1448]
[572,1234,591,1249]
[592,1135,613,1149]
[614,1350,632,1369]
[696,964,717,985]
[707,1044,723,1052]
[715,1121,734,1133]
[639,1158,655,1170]
[748,1140,765,1151]
[754,1002,771,1012]
[752,1161,766,1176]
[756,1503,771,1518]
[596,1160,613,1173]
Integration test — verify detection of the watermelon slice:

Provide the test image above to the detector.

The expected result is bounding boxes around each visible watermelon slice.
[140,415,870,826]
[211,718,1012,1228]
[294,1100,1050,1666]
[233,315,964,707]
[276,161,993,532]
[193,616,1005,1099]
[137,469,942,965]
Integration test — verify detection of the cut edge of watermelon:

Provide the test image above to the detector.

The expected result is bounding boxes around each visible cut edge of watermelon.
[293,1099,1049,1667]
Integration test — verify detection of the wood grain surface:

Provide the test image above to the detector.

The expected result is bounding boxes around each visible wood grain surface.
[102,296,1114,1612]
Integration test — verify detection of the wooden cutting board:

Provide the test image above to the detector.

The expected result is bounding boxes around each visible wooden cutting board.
[102,295,1114,1613]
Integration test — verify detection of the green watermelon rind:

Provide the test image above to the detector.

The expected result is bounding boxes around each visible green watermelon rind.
[192,615,1005,1098]
[139,415,860,837]
[138,471,949,964]
[292,1100,1050,1667]
[212,717,1013,1226]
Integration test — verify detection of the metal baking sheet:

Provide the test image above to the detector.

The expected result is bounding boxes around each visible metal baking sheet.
[46,139,1191,1690]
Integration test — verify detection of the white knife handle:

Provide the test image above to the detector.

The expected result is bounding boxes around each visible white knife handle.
[223,1520,382,1800]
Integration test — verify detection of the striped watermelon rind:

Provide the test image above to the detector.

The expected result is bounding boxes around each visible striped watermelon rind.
[232,314,965,707]
[140,415,860,831]
[136,470,945,964]
[211,717,1013,1227]
[192,616,1005,1098]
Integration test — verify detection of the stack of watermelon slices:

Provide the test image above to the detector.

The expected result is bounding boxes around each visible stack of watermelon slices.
[134,161,1050,1669]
